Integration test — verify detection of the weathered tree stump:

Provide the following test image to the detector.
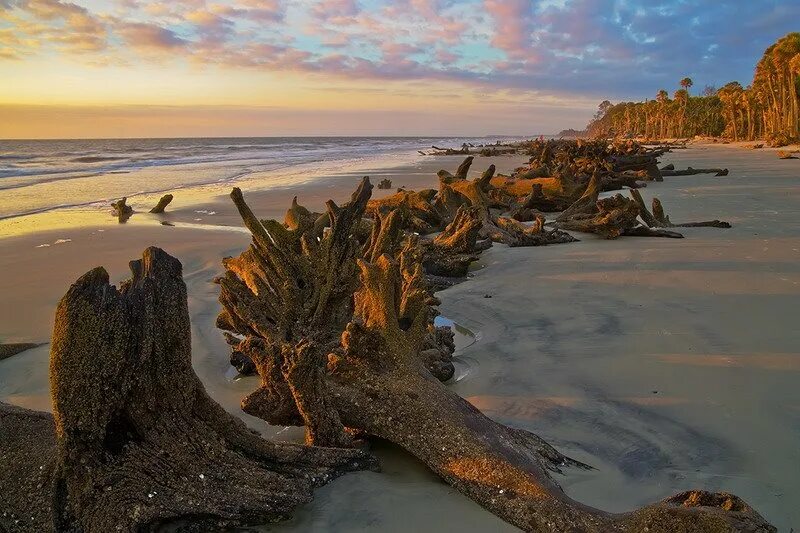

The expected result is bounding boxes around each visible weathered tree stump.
[149,193,174,213]
[110,197,133,223]
[217,180,772,532]
[0,248,372,532]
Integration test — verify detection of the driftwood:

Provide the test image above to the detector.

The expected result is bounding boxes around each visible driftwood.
[219,180,774,532]
[776,150,798,159]
[629,190,731,229]
[555,174,683,239]
[661,167,729,177]
[149,193,174,213]
[0,247,372,532]
[0,342,42,361]
[652,198,732,228]
[367,189,441,234]
[420,205,489,277]
[110,197,133,222]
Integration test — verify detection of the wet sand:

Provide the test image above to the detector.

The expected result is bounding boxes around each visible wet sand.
[1,147,798,531]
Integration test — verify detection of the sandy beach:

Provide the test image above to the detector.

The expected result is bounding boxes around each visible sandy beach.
[1,145,798,531]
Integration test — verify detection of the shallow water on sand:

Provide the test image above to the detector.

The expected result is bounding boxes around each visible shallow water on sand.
[0,146,798,531]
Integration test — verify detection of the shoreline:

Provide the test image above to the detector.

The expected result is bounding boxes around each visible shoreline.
[1,144,798,530]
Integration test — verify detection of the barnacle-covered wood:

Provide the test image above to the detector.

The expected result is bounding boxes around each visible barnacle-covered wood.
[225,188,774,531]
[0,247,371,533]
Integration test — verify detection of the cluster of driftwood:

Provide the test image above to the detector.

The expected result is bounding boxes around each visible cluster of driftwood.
[420,141,521,156]
[110,194,174,223]
[1,141,767,532]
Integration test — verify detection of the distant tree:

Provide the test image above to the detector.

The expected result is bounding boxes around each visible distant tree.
[702,85,717,97]
[680,77,694,95]
[595,100,613,120]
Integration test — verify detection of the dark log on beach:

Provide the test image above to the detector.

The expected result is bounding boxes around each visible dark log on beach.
[0,248,372,532]
[661,167,729,177]
[110,196,133,222]
[0,342,42,361]
[149,193,174,213]
[652,198,732,228]
[218,180,773,533]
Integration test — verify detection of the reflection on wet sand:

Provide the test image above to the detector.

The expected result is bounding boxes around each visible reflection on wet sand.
[656,353,800,370]
[540,269,800,294]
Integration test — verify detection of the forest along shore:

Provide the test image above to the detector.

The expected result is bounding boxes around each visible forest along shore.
[1,142,798,532]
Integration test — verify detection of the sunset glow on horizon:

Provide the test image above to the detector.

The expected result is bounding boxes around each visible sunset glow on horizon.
[2,0,799,138]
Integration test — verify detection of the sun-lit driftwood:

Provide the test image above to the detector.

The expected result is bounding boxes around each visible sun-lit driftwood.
[218,180,772,532]
[149,193,174,213]
[554,174,683,239]
[0,248,372,532]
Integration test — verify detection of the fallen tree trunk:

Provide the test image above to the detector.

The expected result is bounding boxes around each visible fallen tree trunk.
[652,198,732,228]
[220,181,772,532]
[0,247,372,532]
[661,167,729,177]
[149,193,174,213]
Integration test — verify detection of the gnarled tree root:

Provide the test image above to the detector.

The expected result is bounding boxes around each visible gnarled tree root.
[0,247,373,533]
[222,181,772,532]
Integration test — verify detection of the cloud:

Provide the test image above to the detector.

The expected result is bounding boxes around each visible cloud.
[116,22,188,52]
[1,0,799,104]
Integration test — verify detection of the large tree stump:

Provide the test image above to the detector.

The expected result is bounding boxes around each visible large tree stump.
[220,181,772,532]
[0,248,372,532]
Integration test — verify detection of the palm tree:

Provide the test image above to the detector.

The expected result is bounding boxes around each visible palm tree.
[680,77,694,96]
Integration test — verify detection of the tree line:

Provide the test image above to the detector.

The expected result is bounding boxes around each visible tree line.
[583,33,800,146]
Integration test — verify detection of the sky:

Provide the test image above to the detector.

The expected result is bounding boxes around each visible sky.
[1,0,799,138]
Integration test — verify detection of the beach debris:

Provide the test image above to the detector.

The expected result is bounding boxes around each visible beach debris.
[218,180,775,533]
[630,190,732,229]
[0,342,43,361]
[0,247,374,532]
[777,150,798,159]
[377,178,393,189]
[554,173,683,239]
[149,193,174,213]
[110,196,133,222]
[660,166,729,176]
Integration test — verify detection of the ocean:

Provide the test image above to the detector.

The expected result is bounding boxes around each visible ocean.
[0,136,520,220]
